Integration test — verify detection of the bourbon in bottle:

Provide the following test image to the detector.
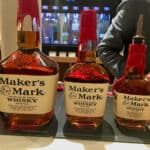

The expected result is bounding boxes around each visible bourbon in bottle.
[113,15,150,130]
[64,10,110,128]
[0,0,59,130]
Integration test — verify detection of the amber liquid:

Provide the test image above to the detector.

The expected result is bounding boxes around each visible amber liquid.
[114,77,150,130]
[64,62,110,129]
[0,31,59,130]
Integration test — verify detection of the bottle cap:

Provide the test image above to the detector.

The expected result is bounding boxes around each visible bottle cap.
[17,0,40,26]
[132,14,144,44]
[79,10,97,44]
[125,14,146,75]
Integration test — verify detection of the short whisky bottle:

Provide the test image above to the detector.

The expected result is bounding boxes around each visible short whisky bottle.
[0,0,59,130]
[64,10,110,129]
[113,15,150,130]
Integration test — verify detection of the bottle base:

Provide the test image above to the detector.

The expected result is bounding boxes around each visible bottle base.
[66,115,103,129]
[115,116,150,131]
[3,112,53,131]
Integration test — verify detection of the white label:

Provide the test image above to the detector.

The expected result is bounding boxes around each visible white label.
[64,81,109,117]
[114,90,150,120]
[0,73,59,114]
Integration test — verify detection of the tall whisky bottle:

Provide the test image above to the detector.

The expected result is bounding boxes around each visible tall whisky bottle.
[0,0,59,130]
[113,15,150,130]
[64,10,110,128]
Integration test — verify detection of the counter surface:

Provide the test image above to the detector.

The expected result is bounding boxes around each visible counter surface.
[1,91,150,149]
[0,135,150,150]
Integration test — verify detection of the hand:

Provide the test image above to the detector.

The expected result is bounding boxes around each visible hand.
[144,72,150,82]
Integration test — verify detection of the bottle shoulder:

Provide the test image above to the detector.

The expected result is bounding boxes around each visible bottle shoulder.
[66,62,108,71]
[64,62,110,83]
[114,76,150,95]
[0,49,59,75]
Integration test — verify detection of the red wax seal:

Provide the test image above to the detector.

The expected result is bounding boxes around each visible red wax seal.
[125,43,146,75]
[79,10,97,44]
[17,0,40,26]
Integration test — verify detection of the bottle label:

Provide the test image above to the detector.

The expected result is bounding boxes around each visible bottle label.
[62,32,69,42]
[0,73,59,114]
[64,81,109,117]
[85,50,96,62]
[114,90,150,120]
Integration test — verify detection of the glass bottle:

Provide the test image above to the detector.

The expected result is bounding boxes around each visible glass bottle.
[60,13,69,44]
[50,11,61,44]
[98,6,111,41]
[113,15,150,130]
[41,13,54,44]
[64,10,110,129]
[0,0,59,130]
[71,13,80,44]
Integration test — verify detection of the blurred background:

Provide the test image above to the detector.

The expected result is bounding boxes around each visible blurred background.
[0,0,121,82]
[41,0,121,57]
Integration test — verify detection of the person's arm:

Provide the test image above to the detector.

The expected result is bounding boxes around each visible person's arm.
[97,0,140,78]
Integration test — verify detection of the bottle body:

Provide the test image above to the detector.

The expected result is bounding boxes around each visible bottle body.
[114,75,150,130]
[0,0,59,130]
[64,10,110,129]
[113,41,150,130]
[60,13,69,44]
[64,62,109,128]
[71,13,80,44]
[0,48,59,130]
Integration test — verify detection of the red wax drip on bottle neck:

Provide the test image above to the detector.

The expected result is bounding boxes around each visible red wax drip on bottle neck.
[113,42,146,93]
[79,10,97,44]
[125,43,146,75]
[17,0,40,27]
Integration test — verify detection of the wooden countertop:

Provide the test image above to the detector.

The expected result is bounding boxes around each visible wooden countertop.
[51,56,102,64]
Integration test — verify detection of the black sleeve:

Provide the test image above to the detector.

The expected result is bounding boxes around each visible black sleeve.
[96,0,140,78]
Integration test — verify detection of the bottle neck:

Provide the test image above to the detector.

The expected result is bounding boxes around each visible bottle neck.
[17,15,40,49]
[124,43,146,78]
[77,40,96,63]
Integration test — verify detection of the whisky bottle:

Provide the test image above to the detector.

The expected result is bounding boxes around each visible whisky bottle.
[0,0,59,130]
[64,10,110,129]
[113,15,150,130]
[61,13,69,44]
